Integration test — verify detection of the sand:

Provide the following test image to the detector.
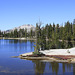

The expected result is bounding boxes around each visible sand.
[40,47,75,55]
[20,47,75,56]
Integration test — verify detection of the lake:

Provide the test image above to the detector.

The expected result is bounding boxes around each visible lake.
[0,39,75,75]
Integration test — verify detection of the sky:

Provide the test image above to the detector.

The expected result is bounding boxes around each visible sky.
[0,0,75,31]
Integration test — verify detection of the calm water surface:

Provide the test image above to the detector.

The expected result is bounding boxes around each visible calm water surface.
[0,39,75,75]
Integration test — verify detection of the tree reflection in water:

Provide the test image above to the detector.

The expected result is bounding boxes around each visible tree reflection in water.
[73,64,75,75]
[32,60,73,75]
[4,40,34,53]
[32,60,46,75]
[50,62,59,75]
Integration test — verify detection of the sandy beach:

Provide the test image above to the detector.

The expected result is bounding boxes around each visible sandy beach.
[40,47,75,55]
[20,47,75,56]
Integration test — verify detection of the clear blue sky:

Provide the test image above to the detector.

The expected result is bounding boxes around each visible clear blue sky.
[0,0,75,30]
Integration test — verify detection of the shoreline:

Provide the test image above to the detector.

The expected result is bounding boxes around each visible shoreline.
[0,37,36,40]
[19,47,75,63]
[19,54,75,63]
[1,38,75,63]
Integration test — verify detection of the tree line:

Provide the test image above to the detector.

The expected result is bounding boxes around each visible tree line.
[0,28,35,38]
[34,20,75,53]
[0,20,75,40]
[0,20,75,51]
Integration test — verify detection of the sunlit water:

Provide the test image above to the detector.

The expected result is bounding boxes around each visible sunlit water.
[0,39,75,75]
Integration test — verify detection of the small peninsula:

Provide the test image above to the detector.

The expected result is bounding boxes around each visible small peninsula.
[19,47,75,63]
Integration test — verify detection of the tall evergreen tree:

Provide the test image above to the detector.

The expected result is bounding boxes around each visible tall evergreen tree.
[41,28,46,50]
[30,28,33,38]
[73,23,75,40]
[14,29,18,38]
[25,28,27,38]
[55,24,59,39]
[34,23,41,53]
[45,24,49,39]
[0,30,1,36]
[64,21,72,41]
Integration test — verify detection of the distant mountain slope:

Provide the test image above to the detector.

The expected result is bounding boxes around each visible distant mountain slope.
[5,24,36,33]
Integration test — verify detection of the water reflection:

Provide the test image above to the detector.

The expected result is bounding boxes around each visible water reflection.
[32,60,46,75]
[0,39,75,75]
[0,65,34,75]
[32,60,73,75]
[0,60,74,75]
[0,39,34,53]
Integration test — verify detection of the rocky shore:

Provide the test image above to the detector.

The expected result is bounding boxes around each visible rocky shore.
[18,47,75,63]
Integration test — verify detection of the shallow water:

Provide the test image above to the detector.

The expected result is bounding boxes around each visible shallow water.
[0,39,75,75]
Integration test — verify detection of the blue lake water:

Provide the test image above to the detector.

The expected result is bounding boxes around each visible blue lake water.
[0,39,75,75]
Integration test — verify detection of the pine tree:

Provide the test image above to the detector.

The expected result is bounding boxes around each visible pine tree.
[41,28,46,50]
[49,24,52,38]
[14,29,18,38]
[45,24,49,39]
[59,26,63,39]
[25,28,27,38]
[55,24,59,39]
[30,28,33,38]
[73,23,75,40]
[34,23,41,54]
[65,21,72,41]
[0,30,1,36]
[10,31,14,38]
